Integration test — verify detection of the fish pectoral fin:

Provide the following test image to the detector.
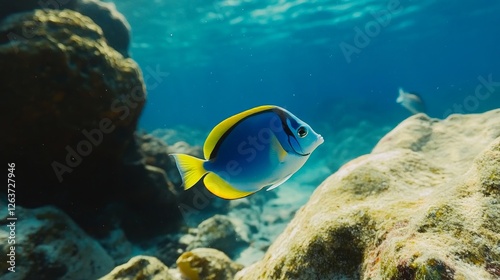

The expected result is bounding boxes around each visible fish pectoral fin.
[203,173,256,200]
[266,174,293,191]
[271,133,288,163]
[171,154,207,190]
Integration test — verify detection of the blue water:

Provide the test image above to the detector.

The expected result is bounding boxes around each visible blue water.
[112,0,500,132]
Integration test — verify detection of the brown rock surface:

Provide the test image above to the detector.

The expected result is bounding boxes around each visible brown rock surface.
[0,0,130,56]
[0,9,145,235]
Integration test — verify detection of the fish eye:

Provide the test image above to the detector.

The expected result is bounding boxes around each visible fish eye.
[297,126,308,138]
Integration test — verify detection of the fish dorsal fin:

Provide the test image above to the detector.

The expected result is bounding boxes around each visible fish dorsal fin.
[203,173,256,200]
[203,105,277,159]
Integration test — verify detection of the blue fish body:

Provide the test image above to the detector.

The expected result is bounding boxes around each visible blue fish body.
[172,105,323,199]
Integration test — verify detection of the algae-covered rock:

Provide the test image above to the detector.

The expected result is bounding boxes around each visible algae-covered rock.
[177,248,244,280]
[0,205,114,279]
[236,110,500,280]
[186,215,248,258]
[0,0,78,21]
[0,0,130,56]
[0,9,146,235]
[0,9,143,168]
[99,256,175,280]
[76,0,131,57]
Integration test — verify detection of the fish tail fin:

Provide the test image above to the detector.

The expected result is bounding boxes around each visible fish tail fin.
[397,87,405,102]
[171,154,208,190]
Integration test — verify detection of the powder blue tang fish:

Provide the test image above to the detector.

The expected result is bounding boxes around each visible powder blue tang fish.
[171,105,324,200]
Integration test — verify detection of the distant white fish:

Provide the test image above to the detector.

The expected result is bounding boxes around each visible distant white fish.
[396,88,426,114]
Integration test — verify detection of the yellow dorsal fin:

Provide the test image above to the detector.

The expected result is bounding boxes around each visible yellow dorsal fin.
[171,154,207,190]
[203,173,256,200]
[203,105,277,159]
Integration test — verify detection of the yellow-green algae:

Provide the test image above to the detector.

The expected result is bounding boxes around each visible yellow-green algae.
[177,252,202,280]
[176,248,243,280]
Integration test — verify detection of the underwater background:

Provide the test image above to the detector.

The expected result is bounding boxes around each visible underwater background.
[1,0,500,279]
[122,0,500,175]
[123,0,500,204]
[119,0,500,130]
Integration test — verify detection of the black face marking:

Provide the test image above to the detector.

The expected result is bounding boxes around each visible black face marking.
[272,108,309,156]
[273,108,292,133]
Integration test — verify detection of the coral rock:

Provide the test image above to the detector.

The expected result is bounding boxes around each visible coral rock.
[0,205,114,279]
[177,248,244,280]
[0,0,130,56]
[0,9,144,234]
[236,110,500,280]
[0,9,143,165]
[76,0,131,56]
[99,256,174,280]
[0,0,78,21]
[187,215,248,258]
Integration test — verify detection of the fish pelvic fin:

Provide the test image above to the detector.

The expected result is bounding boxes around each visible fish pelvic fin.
[203,173,256,200]
[171,154,208,190]
[266,174,293,191]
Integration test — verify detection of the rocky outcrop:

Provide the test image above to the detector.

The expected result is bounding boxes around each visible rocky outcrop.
[236,110,500,280]
[0,9,145,237]
[0,9,188,242]
[0,0,130,56]
[0,0,77,21]
[102,249,244,280]
[186,215,249,258]
[99,256,175,280]
[177,248,244,280]
[76,0,131,57]
[0,205,114,279]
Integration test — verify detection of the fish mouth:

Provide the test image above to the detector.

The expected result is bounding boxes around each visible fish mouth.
[288,134,323,157]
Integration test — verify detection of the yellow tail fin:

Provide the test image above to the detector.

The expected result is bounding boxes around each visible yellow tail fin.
[171,154,207,190]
